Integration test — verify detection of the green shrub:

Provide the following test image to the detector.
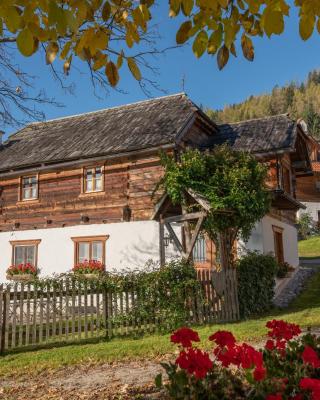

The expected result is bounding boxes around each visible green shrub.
[237,252,278,318]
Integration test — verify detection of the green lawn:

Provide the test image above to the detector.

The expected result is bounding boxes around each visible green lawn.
[1,271,320,378]
[299,236,320,258]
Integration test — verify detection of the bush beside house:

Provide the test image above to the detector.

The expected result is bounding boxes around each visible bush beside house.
[237,252,278,318]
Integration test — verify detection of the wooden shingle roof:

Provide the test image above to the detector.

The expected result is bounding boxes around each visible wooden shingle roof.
[212,114,298,154]
[0,93,199,172]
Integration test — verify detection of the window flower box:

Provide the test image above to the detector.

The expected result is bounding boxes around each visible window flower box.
[72,260,105,279]
[6,263,38,282]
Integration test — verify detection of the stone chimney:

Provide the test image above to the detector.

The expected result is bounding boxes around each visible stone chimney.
[0,130,4,145]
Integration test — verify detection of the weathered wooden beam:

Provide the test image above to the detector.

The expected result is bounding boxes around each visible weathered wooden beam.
[159,216,165,267]
[185,214,205,259]
[163,211,206,224]
[164,222,186,257]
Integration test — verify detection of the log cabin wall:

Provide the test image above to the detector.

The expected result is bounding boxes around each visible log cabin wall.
[295,172,320,202]
[0,152,164,232]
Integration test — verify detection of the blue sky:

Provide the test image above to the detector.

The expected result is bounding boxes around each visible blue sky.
[5,3,320,135]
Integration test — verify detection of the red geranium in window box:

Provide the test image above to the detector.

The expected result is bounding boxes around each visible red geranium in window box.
[6,263,38,281]
[72,260,105,279]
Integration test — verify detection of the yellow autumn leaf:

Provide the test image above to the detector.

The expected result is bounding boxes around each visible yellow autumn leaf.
[241,34,254,61]
[217,45,229,70]
[299,14,315,40]
[16,28,35,57]
[45,41,59,64]
[176,21,192,44]
[127,57,141,81]
[262,7,284,37]
[182,0,193,16]
[207,26,223,54]
[105,61,119,86]
[102,1,111,21]
[192,30,208,58]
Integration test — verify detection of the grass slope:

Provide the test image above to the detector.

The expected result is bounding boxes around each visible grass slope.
[299,236,320,258]
[1,271,320,378]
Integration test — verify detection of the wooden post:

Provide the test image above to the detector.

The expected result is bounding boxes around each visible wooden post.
[159,214,165,267]
[0,287,6,354]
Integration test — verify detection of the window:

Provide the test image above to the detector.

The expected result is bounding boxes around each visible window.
[72,235,109,265]
[83,166,103,193]
[10,240,41,266]
[193,235,206,263]
[21,175,38,200]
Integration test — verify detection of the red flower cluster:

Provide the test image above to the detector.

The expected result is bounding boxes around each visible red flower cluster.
[176,348,213,379]
[213,341,266,381]
[266,320,301,341]
[300,378,320,400]
[73,260,105,274]
[167,320,320,400]
[7,263,37,276]
[302,346,320,369]
[171,327,200,348]
[265,320,301,354]
[209,330,236,348]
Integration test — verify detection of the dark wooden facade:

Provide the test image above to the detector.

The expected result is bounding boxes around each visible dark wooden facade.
[0,152,164,232]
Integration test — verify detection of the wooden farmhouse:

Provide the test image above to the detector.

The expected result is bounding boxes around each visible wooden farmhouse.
[0,94,313,281]
[295,124,320,226]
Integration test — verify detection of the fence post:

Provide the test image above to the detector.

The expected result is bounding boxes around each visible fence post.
[0,288,7,355]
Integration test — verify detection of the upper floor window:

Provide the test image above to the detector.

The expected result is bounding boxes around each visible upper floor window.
[84,166,103,193]
[21,175,38,200]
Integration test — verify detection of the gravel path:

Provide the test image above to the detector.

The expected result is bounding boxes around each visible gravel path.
[0,359,168,400]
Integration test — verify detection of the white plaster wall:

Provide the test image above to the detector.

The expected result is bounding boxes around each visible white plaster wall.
[298,202,320,222]
[0,221,181,283]
[240,216,299,267]
[261,215,299,267]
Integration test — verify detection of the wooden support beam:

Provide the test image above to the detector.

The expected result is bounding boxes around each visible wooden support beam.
[159,216,165,267]
[164,211,206,224]
[164,222,186,257]
[185,214,205,259]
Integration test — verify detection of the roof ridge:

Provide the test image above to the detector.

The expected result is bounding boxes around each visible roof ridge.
[219,113,291,126]
[28,93,188,126]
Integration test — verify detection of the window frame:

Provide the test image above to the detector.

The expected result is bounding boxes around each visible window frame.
[82,165,105,194]
[71,235,109,265]
[10,239,41,267]
[19,174,39,201]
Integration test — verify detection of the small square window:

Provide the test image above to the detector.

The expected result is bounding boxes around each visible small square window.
[21,175,38,200]
[84,167,103,193]
[72,236,108,266]
[10,240,41,267]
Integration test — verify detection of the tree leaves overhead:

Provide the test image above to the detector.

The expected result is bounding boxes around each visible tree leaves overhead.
[0,0,319,85]
[172,0,319,69]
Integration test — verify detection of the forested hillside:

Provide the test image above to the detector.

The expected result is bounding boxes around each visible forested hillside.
[207,70,320,139]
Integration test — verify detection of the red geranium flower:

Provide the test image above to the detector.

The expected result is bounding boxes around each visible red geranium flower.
[265,339,276,351]
[209,330,236,348]
[266,320,301,342]
[300,378,320,400]
[214,344,242,367]
[253,365,266,381]
[171,327,200,348]
[302,346,320,369]
[176,348,213,379]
